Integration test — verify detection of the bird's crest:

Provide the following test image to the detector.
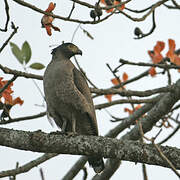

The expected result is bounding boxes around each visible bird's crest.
[51,43,82,56]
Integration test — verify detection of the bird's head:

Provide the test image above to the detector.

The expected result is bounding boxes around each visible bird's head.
[51,43,82,59]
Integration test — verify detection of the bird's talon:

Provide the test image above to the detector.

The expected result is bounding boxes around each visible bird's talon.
[66,132,78,136]
[50,131,65,135]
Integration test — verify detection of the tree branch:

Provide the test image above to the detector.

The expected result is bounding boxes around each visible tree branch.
[0,128,180,171]
[0,0,10,32]
[91,85,174,97]
[0,22,18,53]
[0,64,43,80]
[119,58,180,70]
[0,153,57,178]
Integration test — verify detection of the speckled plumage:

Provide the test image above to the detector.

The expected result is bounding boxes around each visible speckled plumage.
[43,43,104,173]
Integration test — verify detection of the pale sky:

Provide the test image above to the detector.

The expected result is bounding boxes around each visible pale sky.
[0,0,180,179]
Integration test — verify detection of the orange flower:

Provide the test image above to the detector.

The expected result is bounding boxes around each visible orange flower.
[105,73,129,102]
[149,67,157,77]
[114,0,125,10]
[12,97,24,106]
[111,72,128,86]
[148,41,165,76]
[124,104,142,115]
[124,107,133,115]
[166,39,180,63]
[0,79,14,103]
[105,94,113,102]
[41,2,60,36]
[100,0,125,13]
[111,78,120,85]
[148,41,165,64]
[122,72,128,81]
[166,39,180,72]
[0,77,23,106]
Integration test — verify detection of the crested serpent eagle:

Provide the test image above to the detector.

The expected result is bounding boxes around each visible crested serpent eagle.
[43,42,104,173]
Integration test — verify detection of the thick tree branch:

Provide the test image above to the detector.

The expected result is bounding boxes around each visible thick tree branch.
[122,79,180,140]
[63,99,156,179]
[94,79,180,179]
[0,128,180,171]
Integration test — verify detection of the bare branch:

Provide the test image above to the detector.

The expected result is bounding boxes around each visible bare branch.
[134,10,156,39]
[12,0,114,24]
[119,59,180,70]
[0,22,18,53]
[0,64,43,80]
[95,98,156,110]
[0,112,46,125]
[91,85,174,97]
[0,0,10,32]
[0,128,180,172]
[0,75,17,95]
[0,153,57,178]
[153,142,180,178]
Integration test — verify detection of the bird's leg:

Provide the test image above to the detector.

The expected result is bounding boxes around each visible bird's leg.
[71,115,76,134]
[61,118,68,133]
[66,115,77,136]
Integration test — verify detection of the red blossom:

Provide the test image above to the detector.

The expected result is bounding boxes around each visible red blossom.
[105,94,113,102]
[100,0,125,13]
[124,104,142,115]
[149,67,157,77]
[0,77,23,106]
[166,39,180,72]
[148,41,165,64]
[41,2,60,36]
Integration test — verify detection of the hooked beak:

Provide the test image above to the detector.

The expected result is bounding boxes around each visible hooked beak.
[77,49,82,56]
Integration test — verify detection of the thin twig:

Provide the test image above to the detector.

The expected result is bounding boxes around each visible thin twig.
[82,167,88,180]
[12,0,114,24]
[0,153,58,178]
[39,168,45,180]
[91,84,173,97]
[134,10,156,39]
[119,58,180,70]
[68,2,76,19]
[0,0,10,32]
[153,142,180,178]
[116,0,168,22]
[0,75,17,95]
[71,24,98,88]
[142,163,148,180]
[0,64,43,80]
[125,5,153,13]
[172,0,180,8]
[0,22,18,53]
[95,98,156,110]
[0,111,46,125]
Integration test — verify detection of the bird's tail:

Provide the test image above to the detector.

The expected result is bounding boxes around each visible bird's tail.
[88,156,105,173]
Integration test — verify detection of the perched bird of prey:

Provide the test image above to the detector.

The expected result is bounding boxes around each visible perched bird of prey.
[43,43,104,173]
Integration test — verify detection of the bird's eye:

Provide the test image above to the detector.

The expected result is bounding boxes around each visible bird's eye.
[68,44,77,52]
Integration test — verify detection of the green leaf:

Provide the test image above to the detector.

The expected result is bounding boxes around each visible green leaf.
[22,41,32,64]
[29,62,45,70]
[10,42,24,64]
